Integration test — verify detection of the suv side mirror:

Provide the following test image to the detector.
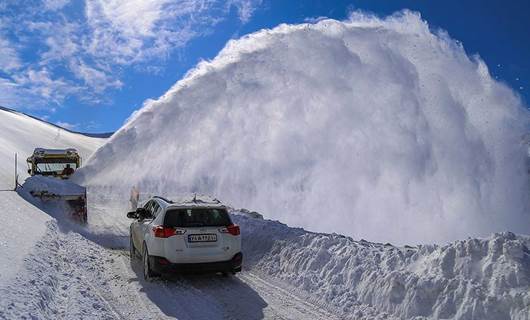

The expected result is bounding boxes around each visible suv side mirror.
[126,211,137,219]
[135,207,149,220]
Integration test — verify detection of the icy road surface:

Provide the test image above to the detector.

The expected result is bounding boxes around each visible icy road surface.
[0,199,341,320]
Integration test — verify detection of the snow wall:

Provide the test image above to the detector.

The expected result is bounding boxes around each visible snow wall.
[77,11,530,244]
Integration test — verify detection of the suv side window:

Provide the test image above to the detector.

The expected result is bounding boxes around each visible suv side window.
[143,201,151,210]
[152,202,162,218]
[143,201,154,218]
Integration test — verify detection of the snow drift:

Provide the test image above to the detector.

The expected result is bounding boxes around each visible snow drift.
[234,213,530,320]
[78,11,530,244]
[22,175,86,196]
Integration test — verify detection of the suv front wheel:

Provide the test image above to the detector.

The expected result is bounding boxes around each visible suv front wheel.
[143,244,159,281]
[129,235,137,260]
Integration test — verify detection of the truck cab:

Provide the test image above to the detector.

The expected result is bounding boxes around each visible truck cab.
[27,148,81,179]
[24,148,87,223]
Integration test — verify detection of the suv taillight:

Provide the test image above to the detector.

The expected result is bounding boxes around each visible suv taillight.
[219,224,240,236]
[152,226,186,238]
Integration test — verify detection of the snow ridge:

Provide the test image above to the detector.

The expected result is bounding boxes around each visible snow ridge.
[234,214,530,320]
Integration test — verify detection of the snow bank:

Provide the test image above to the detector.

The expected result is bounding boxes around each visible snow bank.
[21,175,86,196]
[233,214,530,320]
[77,11,530,244]
[0,192,52,285]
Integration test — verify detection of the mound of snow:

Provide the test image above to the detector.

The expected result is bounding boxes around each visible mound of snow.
[234,214,530,319]
[77,11,530,244]
[0,192,53,284]
[21,176,85,196]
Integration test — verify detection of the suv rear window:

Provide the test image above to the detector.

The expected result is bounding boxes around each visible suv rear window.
[164,208,231,228]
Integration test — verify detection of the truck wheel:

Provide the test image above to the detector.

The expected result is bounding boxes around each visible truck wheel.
[142,244,158,281]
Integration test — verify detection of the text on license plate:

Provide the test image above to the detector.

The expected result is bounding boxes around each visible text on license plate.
[188,234,217,242]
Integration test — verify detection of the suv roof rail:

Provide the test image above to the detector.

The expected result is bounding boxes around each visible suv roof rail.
[191,193,221,204]
[152,196,174,204]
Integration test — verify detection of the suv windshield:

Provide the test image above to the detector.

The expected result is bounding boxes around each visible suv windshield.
[36,162,77,174]
[164,208,231,228]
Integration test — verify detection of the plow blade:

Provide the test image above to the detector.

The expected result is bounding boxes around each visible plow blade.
[29,190,88,223]
[22,175,88,224]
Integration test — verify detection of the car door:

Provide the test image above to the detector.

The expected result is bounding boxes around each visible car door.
[139,201,159,246]
[133,200,154,250]
[141,201,161,240]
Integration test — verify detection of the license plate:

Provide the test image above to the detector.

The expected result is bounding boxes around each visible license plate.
[188,234,217,243]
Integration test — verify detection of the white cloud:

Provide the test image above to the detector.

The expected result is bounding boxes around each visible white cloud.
[0,77,23,107]
[87,0,173,37]
[84,0,263,64]
[2,68,83,109]
[56,121,78,130]
[304,16,328,24]
[84,0,219,64]
[0,72,73,110]
[228,0,262,23]
[84,120,101,130]
[16,69,77,101]
[0,37,21,71]
[0,0,263,110]
[43,0,70,11]
[39,23,80,63]
[69,59,123,92]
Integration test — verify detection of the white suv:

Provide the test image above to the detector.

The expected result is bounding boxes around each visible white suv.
[128,196,242,280]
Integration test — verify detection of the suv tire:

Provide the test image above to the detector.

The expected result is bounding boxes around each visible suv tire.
[143,244,159,281]
[129,235,136,260]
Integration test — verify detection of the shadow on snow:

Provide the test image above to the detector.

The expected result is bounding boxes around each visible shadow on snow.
[16,190,268,319]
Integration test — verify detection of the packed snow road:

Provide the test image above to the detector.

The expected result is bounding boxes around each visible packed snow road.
[0,196,341,320]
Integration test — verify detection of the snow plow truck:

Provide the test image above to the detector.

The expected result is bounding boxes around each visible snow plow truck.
[25,148,87,223]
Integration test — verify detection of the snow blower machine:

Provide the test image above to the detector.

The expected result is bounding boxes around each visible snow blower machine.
[25,148,88,223]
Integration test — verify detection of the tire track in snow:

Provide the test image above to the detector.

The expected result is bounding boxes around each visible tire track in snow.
[114,251,167,319]
[238,272,340,320]
[50,225,126,320]
[0,222,118,320]
[100,247,342,320]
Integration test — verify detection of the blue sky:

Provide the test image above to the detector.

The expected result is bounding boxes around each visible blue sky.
[0,0,528,133]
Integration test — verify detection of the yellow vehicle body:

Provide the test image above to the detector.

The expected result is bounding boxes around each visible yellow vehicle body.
[26,148,87,223]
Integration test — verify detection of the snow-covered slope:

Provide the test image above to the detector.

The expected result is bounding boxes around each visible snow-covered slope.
[0,192,52,284]
[0,107,106,189]
[77,11,530,244]
[0,107,106,285]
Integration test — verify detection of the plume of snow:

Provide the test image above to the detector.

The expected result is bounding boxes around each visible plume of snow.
[78,11,530,244]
